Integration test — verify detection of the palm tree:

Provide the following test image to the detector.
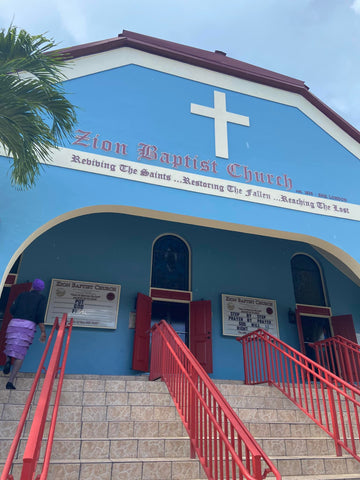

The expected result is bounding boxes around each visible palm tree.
[0,26,77,189]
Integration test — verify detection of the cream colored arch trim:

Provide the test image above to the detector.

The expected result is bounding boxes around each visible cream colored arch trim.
[1,204,360,293]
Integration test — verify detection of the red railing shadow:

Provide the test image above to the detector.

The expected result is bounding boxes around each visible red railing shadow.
[150,320,281,480]
[237,328,360,461]
[1,313,73,480]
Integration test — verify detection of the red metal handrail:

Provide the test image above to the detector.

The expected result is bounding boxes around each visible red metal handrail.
[37,316,73,480]
[150,320,281,480]
[1,319,59,480]
[310,335,360,387]
[237,328,360,461]
[20,314,72,480]
[1,314,72,480]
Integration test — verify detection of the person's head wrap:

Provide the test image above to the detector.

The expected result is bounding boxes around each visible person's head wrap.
[32,279,45,291]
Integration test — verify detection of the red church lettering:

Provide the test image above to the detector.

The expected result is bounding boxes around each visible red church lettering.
[137,143,158,161]
[73,130,91,147]
[72,129,128,156]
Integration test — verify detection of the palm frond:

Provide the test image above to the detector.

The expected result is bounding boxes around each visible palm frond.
[0,25,77,189]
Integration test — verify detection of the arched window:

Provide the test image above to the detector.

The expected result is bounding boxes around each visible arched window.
[151,235,190,291]
[291,254,326,306]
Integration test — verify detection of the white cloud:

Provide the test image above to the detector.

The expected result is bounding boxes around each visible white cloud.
[53,0,89,45]
[1,0,360,129]
[351,0,360,14]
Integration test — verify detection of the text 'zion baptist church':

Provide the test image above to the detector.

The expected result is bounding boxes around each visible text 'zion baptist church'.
[72,130,293,190]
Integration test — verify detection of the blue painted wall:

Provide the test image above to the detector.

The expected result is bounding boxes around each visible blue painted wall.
[1,61,359,283]
[65,65,359,203]
[1,56,360,379]
[14,212,360,379]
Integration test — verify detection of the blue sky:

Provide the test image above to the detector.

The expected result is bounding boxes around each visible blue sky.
[1,0,360,130]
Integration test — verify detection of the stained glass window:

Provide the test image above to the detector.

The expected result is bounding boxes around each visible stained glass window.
[151,235,190,291]
[291,254,326,306]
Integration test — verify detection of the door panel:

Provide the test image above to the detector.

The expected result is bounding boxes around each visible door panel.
[295,308,306,355]
[151,300,189,346]
[0,282,32,364]
[295,305,331,356]
[132,293,152,372]
[331,314,357,343]
[190,300,213,373]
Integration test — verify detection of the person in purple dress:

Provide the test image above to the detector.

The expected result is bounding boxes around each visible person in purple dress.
[3,279,47,389]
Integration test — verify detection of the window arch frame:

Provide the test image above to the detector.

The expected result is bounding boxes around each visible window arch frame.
[290,252,328,307]
[150,233,192,293]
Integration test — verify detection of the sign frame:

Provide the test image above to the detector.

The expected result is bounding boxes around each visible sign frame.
[222,294,279,338]
[45,278,121,329]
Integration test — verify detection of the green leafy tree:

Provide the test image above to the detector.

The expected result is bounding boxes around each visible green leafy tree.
[0,26,77,189]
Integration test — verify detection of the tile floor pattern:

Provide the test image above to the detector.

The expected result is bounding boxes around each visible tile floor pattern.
[0,374,359,479]
[214,380,360,480]
[0,374,204,480]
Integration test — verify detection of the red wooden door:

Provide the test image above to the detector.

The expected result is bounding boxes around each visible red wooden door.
[132,293,152,372]
[190,300,213,373]
[331,314,357,343]
[295,305,331,356]
[0,282,32,364]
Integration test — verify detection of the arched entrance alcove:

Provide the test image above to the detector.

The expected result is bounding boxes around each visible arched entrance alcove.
[1,205,360,378]
[2,204,360,292]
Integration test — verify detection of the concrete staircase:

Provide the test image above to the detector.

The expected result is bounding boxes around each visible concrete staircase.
[0,374,360,479]
[215,380,360,480]
[0,373,204,480]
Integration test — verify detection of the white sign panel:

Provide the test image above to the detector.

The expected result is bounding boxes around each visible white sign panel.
[222,294,278,338]
[45,278,121,329]
[45,147,360,222]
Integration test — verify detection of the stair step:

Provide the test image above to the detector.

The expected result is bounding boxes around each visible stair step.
[246,421,330,437]
[13,438,192,461]
[2,457,204,480]
[234,407,318,423]
[271,454,360,477]
[2,374,360,479]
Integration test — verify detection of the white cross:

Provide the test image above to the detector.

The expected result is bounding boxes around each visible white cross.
[191,91,250,159]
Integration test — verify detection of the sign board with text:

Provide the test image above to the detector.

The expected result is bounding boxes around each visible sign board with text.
[222,294,278,338]
[45,278,121,329]
[48,146,360,222]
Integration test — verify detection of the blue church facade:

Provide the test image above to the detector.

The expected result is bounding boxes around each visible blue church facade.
[0,31,359,379]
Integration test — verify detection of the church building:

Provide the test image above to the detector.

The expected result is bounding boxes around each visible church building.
[1,30,359,380]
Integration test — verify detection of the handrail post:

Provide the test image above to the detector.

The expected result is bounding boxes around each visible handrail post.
[161,329,166,380]
[242,339,249,384]
[342,344,354,385]
[189,365,196,459]
[265,337,271,385]
[314,344,321,365]
[252,454,263,480]
[149,327,157,381]
[326,374,342,456]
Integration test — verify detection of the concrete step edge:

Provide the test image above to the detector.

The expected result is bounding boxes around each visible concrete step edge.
[281,475,360,480]
[4,435,337,440]
[4,456,202,465]
[270,453,354,460]
[2,436,191,441]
